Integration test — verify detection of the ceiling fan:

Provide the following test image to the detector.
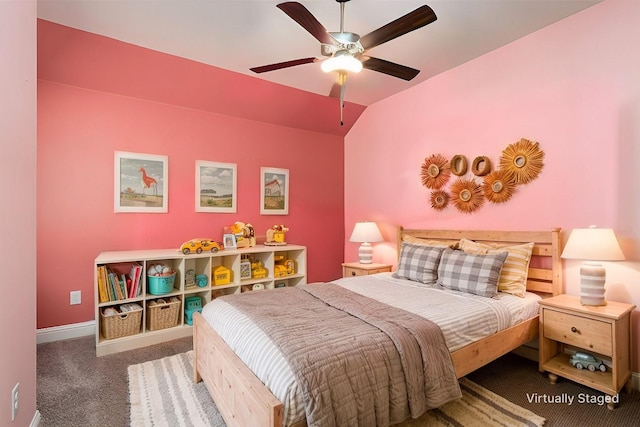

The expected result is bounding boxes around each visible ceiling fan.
[250,0,437,125]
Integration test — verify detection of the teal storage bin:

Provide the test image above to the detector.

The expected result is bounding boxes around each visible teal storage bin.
[184,296,203,325]
[147,273,176,295]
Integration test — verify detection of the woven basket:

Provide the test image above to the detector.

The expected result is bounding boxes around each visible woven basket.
[100,307,142,340]
[146,299,181,331]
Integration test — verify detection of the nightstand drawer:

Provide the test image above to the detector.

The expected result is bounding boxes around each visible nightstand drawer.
[344,267,372,277]
[543,309,612,356]
[342,263,392,278]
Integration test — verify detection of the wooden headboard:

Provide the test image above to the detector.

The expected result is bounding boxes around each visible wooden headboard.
[397,226,563,296]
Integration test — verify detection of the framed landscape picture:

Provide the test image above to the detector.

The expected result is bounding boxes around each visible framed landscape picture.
[114,151,168,213]
[260,167,289,215]
[196,161,237,213]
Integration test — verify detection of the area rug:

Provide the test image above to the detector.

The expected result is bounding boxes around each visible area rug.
[129,351,545,427]
[128,351,225,427]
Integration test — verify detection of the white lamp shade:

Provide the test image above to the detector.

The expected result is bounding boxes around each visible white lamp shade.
[349,222,383,243]
[561,226,624,306]
[349,222,383,264]
[561,227,625,261]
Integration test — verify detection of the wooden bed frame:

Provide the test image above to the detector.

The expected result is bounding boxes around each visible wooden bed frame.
[193,227,563,427]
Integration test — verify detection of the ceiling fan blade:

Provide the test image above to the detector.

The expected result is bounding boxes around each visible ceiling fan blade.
[359,5,437,51]
[250,57,318,73]
[360,56,420,81]
[277,2,336,45]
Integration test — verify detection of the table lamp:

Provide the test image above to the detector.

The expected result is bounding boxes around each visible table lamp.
[561,226,625,306]
[349,221,383,264]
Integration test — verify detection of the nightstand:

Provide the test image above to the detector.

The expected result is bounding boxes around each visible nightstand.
[342,262,392,278]
[538,294,635,409]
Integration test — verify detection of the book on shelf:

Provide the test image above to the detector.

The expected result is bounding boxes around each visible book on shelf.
[97,266,108,303]
[97,263,144,303]
[128,263,142,298]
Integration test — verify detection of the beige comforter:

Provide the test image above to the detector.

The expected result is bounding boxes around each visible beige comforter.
[221,283,461,427]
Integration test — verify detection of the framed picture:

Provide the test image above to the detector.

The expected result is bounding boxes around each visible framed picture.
[196,161,237,213]
[114,151,168,213]
[223,233,237,250]
[260,167,289,215]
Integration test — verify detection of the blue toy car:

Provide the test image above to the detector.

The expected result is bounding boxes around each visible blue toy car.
[569,352,606,372]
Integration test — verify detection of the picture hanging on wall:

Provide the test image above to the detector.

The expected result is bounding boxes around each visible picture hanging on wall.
[114,151,168,213]
[260,167,289,215]
[196,161,237,213]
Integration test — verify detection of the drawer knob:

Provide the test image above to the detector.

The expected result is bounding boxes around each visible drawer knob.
[351,271,356,276]
[571,326,578,333]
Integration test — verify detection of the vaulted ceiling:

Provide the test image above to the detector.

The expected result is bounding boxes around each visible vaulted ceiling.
[37,0,600,135]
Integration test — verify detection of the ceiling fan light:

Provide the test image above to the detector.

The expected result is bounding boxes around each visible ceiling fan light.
[321,53,362,74]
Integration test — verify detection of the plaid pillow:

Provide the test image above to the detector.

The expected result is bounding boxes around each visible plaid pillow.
[437,248,508,297]
[392,242,445,285]
[459,238,534,297]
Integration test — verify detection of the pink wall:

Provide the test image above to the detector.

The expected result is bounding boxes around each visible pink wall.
[0,1,37,425]
[345,0,640,372]
[37,25,346,329]
[345,0,640,371]
[37,20,365,137]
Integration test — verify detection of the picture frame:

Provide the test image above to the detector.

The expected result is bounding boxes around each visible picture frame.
[223,233,237,250]
[260,167,289,215]
[114,151,168,213]
[196,161,237,213]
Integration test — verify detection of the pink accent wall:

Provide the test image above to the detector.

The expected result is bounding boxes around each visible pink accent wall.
[345,0,640,371]
[37,23,346,329]
[0,1,37,424]
[37,20,365,137]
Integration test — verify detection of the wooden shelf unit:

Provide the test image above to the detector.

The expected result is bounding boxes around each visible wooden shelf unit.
[95,244,306,356]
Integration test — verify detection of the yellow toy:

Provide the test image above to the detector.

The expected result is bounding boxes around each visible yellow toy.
[213,265,231,286]
[265,225,289,246]
[274,255,295,277]
[251,259,267,279]
[229,222,255,248]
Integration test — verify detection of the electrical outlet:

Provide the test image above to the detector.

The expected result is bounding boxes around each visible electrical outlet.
[11,383,19,421]
[70,290,81,305]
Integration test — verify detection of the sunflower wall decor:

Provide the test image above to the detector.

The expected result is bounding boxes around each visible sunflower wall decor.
[499,138,545,185]
[430,190,449,211]
[482,169,516,204]
[450,178,484,213]
[420,154,451,189]
[420,138,544,213]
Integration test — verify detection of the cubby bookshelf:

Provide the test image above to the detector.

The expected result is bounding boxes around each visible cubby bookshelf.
[94,244,307,356]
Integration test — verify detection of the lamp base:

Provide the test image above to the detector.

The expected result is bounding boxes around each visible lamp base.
[579,262,607,306]
[358,242,373,264]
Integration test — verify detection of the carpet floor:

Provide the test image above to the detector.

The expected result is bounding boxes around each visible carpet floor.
[37,335,640,426]
[128,351,544,427]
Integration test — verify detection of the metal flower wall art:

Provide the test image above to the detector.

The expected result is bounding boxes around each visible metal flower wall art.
[420,138,544,213]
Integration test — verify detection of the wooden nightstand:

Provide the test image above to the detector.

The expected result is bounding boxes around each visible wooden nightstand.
[342,262,392,278]
[538,294,635,409]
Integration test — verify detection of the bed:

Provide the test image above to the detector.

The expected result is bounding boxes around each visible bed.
[193,226,563,427]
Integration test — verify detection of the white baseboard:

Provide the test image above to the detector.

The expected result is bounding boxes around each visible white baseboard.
[36,320,95,344]
[31,410,41,426]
